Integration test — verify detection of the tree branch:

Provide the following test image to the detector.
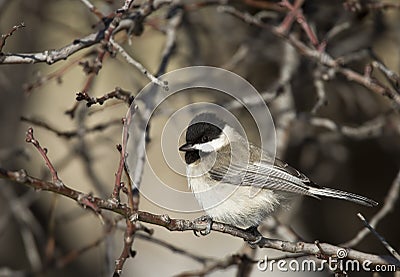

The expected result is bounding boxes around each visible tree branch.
[0,167,398,269]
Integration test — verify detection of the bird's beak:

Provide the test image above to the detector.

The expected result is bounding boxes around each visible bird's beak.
[179,143,195,152]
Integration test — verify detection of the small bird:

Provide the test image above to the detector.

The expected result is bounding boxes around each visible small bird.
[179,113,378,236]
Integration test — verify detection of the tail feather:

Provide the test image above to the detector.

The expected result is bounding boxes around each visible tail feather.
[308,187,378,207]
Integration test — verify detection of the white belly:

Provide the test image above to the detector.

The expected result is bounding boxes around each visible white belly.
[187,163,280,229]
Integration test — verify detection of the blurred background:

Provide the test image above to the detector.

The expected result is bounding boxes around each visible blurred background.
[0,0,399,276]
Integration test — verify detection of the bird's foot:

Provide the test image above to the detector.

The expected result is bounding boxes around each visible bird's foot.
[193,215,213,236]
[245,226,263,246]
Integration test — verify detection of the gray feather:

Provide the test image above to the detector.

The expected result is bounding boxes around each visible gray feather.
[209,142,377,207]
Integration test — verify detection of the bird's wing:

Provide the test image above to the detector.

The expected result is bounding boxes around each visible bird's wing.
[209,143,377,206]
[209,152,319,198]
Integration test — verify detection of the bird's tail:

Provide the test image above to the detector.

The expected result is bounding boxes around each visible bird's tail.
[308,186,378,207]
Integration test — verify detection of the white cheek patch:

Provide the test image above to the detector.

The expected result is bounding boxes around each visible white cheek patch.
[194,133,228,152]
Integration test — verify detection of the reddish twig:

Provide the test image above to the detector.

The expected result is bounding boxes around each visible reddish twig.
[277,0,319,48]
[276,0,303,34]
[77,193,102,214]
[114,212,135,276]
[114,162,137,276]
[111,145,125,204]
[25,128,63,186]
[0,22,25,52]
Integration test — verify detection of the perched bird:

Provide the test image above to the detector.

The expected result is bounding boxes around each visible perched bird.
[179,113,378,236]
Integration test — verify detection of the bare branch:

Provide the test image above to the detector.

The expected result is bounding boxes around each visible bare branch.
[114,137,139,276]
[0,0,171,65]
[308,115,386,139]
[0,31,101,64]
[219,5,400,107]
[277,0,320,48]
[0,167,398,268]
[76,87,134,107]
[371,58,400,91]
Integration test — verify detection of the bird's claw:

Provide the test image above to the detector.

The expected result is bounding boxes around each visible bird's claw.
[193,215,213,236]
[247,235,263,246]
[245,226,263,246]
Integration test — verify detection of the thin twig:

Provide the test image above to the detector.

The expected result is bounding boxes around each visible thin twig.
[308,115,386,139]
[25,128,63,186]
[357,213,400,262]
[277,0,320,48]
[114,136,138,276]
[343,170,400,247]
[311,67,327,114]
[110,38,167,87]
[0,22,25,52]
[114,172,136,276]
[111,145,125,204]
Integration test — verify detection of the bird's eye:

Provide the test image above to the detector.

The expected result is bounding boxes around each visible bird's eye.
[201,136,208,143]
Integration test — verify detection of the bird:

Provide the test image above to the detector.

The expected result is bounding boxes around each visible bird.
[179,112,378,237]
